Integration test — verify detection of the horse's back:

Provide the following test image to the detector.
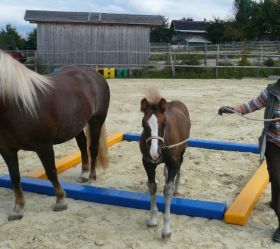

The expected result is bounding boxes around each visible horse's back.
[44,66,110,143]
[51,66,110,115]
[166,100,191,141]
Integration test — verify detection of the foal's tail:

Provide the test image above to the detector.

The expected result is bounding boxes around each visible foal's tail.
[86,123,108,169]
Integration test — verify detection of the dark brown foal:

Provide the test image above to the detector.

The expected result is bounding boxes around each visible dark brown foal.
[139,88,191,239]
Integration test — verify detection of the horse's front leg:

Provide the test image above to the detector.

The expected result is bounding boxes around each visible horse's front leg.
[36,145,67,211]
[162,161,178,240]
[143,160,158,227]
[2,151,25,221]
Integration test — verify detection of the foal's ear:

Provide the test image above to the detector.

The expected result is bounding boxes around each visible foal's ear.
[140,98,149,112]
[159,98,167,113]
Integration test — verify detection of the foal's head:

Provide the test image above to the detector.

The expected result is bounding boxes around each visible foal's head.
[140,88,167,163]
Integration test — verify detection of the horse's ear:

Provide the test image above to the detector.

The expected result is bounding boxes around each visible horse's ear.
[159,98,167,113]
[140,98,149,112]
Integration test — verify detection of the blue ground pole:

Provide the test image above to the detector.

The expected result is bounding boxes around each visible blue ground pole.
[0,175,226,220]
[123,133,259,154]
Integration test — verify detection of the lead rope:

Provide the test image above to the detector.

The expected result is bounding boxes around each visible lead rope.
[146,113,221,149]
[146,106,280,149]
[224,107,280,122]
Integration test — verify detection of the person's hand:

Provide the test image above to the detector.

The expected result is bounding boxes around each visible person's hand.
[218,106,234,115]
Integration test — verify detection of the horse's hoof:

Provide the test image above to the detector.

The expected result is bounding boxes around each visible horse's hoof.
[146,219,158,227]
[78,172,89,183]
[88,178,96,185]
[52,201,67,212]
[77,176,88,183]
[161,232,171,240]
[8,210,23,221]
[174,191,181,196]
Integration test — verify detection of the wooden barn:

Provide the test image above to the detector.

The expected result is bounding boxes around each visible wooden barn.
[24,10,162,67]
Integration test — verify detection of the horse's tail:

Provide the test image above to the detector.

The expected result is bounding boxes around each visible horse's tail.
[86,123,108,169]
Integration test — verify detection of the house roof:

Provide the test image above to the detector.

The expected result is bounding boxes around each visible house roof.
[25,10,163,26]
[171,20,210,32]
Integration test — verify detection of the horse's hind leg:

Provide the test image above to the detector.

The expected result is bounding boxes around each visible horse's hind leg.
[36,145,67,211]
[87,116,106,183]
[2,152,25,221]
[163,164,168,183]
[174,150,185,196]
[75,130,89,182]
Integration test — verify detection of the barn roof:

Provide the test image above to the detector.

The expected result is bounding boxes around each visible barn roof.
[171,20,210,32]
[25,10,163,26]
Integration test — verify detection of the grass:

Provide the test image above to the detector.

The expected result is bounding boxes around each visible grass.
[131,67,280,79]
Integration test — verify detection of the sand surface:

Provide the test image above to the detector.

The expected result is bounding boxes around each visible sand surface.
[0,78,278,249]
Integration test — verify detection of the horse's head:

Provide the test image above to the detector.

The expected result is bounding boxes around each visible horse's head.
[140,96,167,163]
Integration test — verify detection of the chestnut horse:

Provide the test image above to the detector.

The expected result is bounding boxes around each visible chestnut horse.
[0,50,110,220]
[140,88,191,239]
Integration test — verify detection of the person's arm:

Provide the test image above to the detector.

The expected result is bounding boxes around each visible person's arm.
[234,87,268,114]
[218,87,268,115]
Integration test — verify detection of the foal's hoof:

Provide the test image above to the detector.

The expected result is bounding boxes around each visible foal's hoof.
[161,232,171,241]
[52,201,67,212]
[146,219,158,227]
[8,210,23,221]
[273,227,280,243]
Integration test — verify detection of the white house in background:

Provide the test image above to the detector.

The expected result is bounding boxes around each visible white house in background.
[170,19,211,45]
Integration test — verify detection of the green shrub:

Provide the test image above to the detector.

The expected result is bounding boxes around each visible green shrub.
[180,54,201,65]
[263,58,275,67]
[238,56,251,66]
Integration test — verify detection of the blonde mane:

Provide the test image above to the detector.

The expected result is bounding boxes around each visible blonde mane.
[0,50,52,116]
[145,87,162,104]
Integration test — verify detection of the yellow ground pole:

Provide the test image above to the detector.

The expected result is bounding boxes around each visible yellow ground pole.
[224,161,269,225]
[26,132,124,179]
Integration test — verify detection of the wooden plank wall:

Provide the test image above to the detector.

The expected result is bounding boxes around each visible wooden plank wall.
[37,23,150,67]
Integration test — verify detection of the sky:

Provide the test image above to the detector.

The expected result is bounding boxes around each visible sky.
[0,0,235,37]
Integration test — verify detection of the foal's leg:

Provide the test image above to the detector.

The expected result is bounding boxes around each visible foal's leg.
[143,160,158,227]
[2,152,25,221]
[36,145,67,211]
[162,160,178,240]
[87,117,103,183]
[75,130,90,182]
[174,150,185,196]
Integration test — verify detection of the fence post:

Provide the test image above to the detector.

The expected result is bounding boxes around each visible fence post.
[278,41,280,65]
[260,45,263,65]
[216,44,219,78]
[204,43,208,66]
[35,50,38,72]
[168,44,175,78]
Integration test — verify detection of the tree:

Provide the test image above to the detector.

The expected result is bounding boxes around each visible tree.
[150,16,174,43]
[0,24,26,50]
[261,0,280,40]
[26,28,37,49]
[224,21,246,41]
[206,18,225,43]
[234,0,254,25]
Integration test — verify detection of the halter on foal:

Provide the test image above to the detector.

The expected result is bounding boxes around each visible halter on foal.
[0,50,110,220]
[140,88,191,239]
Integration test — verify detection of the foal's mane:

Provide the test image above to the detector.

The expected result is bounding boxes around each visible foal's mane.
[145,87,162,105]
[0,50,52,116]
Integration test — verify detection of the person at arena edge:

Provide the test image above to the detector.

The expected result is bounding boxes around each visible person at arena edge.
[218,79,280,243]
